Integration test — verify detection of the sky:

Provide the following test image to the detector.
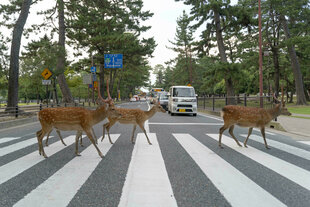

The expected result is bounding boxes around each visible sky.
[2,0,238,85]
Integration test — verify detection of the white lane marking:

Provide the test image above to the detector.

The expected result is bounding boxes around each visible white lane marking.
[298,141,310,146]
[0,136,54,156]
[148,122,222,125]
[173,133,285,207]
[208,134,310,191]
[253,128,275,135]
[0,135,76,185]
[118,133,177,207]
[0,137,20,145]
[198,113,223,121]
[145,102,151,133]
[13,134,120,207]
[241,134,310,161]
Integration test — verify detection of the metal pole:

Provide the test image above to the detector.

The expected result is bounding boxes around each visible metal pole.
[91,56,94,103]
[259,0,264,108]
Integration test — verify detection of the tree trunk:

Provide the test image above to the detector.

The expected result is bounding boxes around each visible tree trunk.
[214,8,235,105]
[56,0,73,103]
[99,64,105,98]
[6,0,32,110]
[280,15,307,105]
[271,46,280,96]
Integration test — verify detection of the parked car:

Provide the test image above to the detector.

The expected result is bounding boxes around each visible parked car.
[130,97,137,102]
[158,92,168,110]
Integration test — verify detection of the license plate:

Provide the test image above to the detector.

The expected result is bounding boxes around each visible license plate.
[179,109,186,112]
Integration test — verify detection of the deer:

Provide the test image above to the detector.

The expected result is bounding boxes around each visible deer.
[44,119,98,147]
[36,80,121,158]
[218,91,291,149]
[101,89,166,145]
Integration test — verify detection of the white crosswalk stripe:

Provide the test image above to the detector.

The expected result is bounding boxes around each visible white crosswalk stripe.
[14,134,120,207]
[0,132,309,207]
[119,133,177,207]
[240,134,310,160]
[207,134,310,190]
[173,133,285,207]
[0,137,21,145]
[0,135,75,185]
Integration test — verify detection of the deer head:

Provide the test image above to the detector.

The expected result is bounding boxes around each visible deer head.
[153,102,166,113]
[272,86,291,116]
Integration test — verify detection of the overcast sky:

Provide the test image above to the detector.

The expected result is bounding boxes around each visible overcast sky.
[2,0,238,84]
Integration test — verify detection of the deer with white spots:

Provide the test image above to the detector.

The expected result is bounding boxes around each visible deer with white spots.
[101,90,166,145]
[36,80,121,158]
[219,93,291,149]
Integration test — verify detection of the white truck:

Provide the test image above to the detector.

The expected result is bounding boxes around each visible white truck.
[167,85,197,116]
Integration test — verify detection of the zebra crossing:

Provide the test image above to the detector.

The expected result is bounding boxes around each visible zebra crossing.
[0,130,310,207]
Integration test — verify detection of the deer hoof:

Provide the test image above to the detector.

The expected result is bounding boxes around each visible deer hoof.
[219,145,224,149]
[266,146,271,150]
[244,144,248,148]
[76,153,81,156]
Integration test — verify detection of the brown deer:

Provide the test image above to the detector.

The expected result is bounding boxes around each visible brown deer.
[101,89,166,145]
[44,127,97,147]
[36,80,121,158]
[219,93,291,149]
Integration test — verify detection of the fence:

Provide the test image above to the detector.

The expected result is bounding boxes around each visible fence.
[197,94,274,112]
[0,102,98,119]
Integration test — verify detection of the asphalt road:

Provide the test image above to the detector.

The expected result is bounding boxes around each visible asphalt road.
[0,101,309,207]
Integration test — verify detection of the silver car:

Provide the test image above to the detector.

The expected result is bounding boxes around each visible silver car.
[158,92,168,110]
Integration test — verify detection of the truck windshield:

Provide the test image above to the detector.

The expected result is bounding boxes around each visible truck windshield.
[173,88,195,97]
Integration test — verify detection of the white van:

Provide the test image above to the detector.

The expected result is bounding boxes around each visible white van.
[167,85,197,116]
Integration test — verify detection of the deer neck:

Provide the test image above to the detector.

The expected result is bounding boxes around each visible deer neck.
[267,105,281,120]
[144,106,157,119]
[90,106,107,125]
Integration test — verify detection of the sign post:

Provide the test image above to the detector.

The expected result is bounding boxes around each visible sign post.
[41,68,53,104]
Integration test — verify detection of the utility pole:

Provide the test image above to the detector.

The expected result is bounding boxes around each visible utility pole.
[259,0,264,108]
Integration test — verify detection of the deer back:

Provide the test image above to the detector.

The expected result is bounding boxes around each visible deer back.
[221,105,274,128]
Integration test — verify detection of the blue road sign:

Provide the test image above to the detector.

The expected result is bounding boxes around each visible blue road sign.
[104,54,123,68]
[91,66,96,73]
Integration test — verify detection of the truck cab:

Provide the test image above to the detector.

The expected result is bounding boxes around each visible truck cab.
[168,86,197,116]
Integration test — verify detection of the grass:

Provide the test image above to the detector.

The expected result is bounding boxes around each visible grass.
[291,115,310,119]
[287,106,310,115]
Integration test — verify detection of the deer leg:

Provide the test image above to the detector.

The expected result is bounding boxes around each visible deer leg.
[101,122,109,142]
[75,131,82,156]
[131,125,137,144]
[103,122,115,144]
[229,125,242,147]
[85,128,104,158]
[244,127,253,147]
[260,127,270,149]
[37,128,48,158]
[45,130,52,146]
[79,131,84,147]
[138,123,152,145]
[56,129,67,146]
[92,128,98,144]
[219,125,229,148]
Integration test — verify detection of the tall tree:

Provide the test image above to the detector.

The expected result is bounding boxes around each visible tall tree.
[56,0,73,103]
[176,0,236,104]
[3,0,32,109]
[168,10,195,85]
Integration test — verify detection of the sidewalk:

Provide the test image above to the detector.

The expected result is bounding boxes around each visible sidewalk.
[274,115,310,141]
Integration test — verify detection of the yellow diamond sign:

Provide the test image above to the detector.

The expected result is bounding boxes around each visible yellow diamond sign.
[41,68,52,80]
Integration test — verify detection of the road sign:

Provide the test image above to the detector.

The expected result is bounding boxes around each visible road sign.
[42,80,51,85]
[83,74,92,84]
[92,73,97,81]
[93,81,98,88]
[91,66,96,73]
[104,54,123,68]
[41,68,52,80]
